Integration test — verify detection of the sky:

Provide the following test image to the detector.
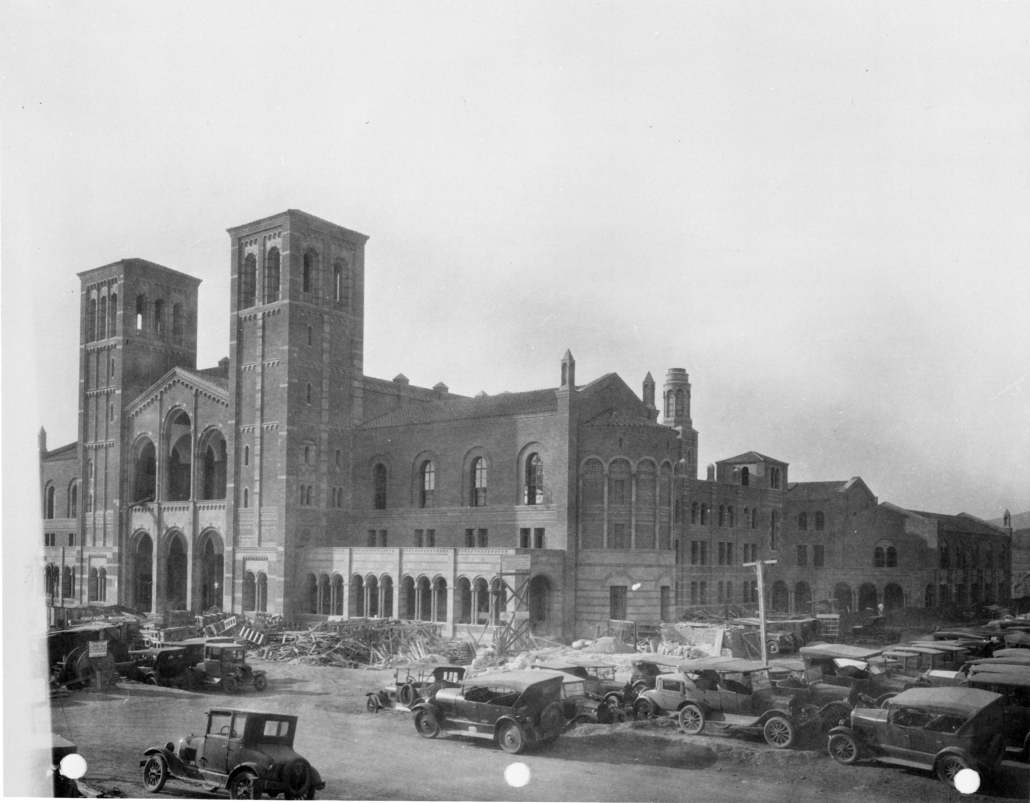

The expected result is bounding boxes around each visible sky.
[3,1,1029,526]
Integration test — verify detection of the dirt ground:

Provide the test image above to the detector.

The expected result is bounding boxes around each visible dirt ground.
[51,657,1029,802]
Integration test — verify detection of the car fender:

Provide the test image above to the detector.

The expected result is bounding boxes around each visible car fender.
[228,761,268,784]
[827,724,858,739]
[757,707,796,725]
[933,746,982,772]
[676,699,709,718]
[142,746,190,778]
[492,714,525,739]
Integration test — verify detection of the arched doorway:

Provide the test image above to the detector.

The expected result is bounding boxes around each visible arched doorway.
[331,575,343,615]
[794,581,812,614]
[529,575,553,633]
[380,576,394,618]
[317,574,330,615]
[133,440,156,504]
[351,575,364,617]
[132,534,153,611]
[883,583,905,611]
[401,576,416,619]
[474,578,490,624]
[834,582,852,613]
[243,572,256,611]
[416,577,432,621]
[194,531,224,611]
[165,532,188,610]
[432,577,447,623]
[858,583,878,612]
[199,430,227,500]
[771,581,789,613]
[165,410,193,501]
[457,578,472,624]
[366,575,380,618]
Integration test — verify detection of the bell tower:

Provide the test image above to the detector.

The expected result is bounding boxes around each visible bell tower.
[662,368,699,479]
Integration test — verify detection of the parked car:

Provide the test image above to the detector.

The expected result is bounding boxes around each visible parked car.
[827,687,1007,786]
[530,659,625,708]
[366,663,465,712]
[799,644,911,705]
[628,655,682,694]
[636,657,820,749]
[123,647,199,689]
[411,669,566,754]
[191,643,267,694]
[847,616,902,646]
[140,708,325,799]
[551,671,622,726]
[962,671,1030,761]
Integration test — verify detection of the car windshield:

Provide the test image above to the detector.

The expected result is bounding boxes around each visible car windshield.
[208,712,233,736]
[587,666,616,681]
[835,657,887,676]
[561,680,587,698]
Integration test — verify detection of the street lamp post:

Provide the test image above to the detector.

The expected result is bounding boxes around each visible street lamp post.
[744,559,778,664]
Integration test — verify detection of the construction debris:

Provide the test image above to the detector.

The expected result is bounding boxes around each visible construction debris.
[255,619,448,668]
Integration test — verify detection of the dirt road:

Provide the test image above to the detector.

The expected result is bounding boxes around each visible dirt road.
[50,658,1028,802]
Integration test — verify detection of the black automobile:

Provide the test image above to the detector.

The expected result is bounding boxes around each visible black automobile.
[411,669,566,754]
[367,663,465,712]
[827,687,1006,786]
[124,647,198,689]
[962,671,1030,761]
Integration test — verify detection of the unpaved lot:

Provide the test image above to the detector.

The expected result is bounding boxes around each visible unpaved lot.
[51,658,1029,802]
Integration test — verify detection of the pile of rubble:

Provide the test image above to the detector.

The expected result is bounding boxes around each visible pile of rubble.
[254,619,448,668]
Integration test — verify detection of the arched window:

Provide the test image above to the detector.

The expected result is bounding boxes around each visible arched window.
[874,547,885,567]
[265,247,281,303]
[743,507,749,528]
[243,571,256,611]
[718,505,725,526]
[798,512,808,530]
[154,299,165,336]
[135,294,147,332]
[303,252,313,293]
[87,460,95,512]
[333,260,345,304]
[886,546,897,568]
[244,444,249,466]
[98,295,107,339]
[664,391,673,418]
[471,457,487,507]
[62,566,75,598]
[727,506,735,527]
[691,502,698,524]
[306,383,312,404]
[241,253,257,308]
[45,565,60,598]
[69,482,78,518]
[814,511,825,530]
[172,303,184,344]
[675,389,684,417]
[86,567,98,600]
[98,567,107,602]
[45,485,55,519]
[108,292,117,336]
[700,504,708,525]
[939,539,949,569]
[307,325,313,346]
[741,467,750,487]
[256,572,268,613]
[770,510,778,550]
[335,449,341,468]
[87,298,97,342]
[751,508,758,529]
[525,453,544,505]
[371,463,387,509]
[420,461,435,508]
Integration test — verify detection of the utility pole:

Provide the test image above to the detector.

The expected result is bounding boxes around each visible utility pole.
[744,559,777,664]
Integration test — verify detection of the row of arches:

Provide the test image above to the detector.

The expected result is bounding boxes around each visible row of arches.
[938,539,1007,570]
[44,482,79,519]
[44,564,77,599]
[131,412,227,504]
[580,458,674,550]
[126,528,224,613]
[767,581,908,613]
[690,502,760,529]
[85,289,118,342]
[240,247,351,309]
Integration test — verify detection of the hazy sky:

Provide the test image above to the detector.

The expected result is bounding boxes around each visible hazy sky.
[3,2,1028,520]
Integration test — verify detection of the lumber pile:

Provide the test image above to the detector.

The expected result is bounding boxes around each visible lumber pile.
[255,619,445,668]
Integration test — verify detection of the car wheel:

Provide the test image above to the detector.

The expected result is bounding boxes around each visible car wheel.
[573,714,595,727]
[763,716,796,749]
[414,709,440,739]
[678,704,705,735]
[634,698,655,720]
[222,675,239,694]
[875,633,888,646]
[603,693,622,710]
[253,674,268,692]
[540,702,565,735]
[366,695,381,713]
[142,754,168,793]
[820,703,851,732]
[767,641,780,655]
[631,681,649,695]
[145,675,159,686]
[282,759,312,800]
[936,754,971,785]
[497,722,526,754]
[828,733,861,765]
[229,770,262,799]
[399,683,417,708]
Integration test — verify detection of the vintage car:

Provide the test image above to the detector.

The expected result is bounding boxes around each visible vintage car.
[628,655,682,693]
[552,671,622,726]
[531,660,625,707]
[847,616,902,646]
[827,687,1007,785]
[799,644,911,704]
[962,671,1030,761]
[366,663,465,712]
[191,643,267,694]
[908,640,976,668]
[636,657,820,749]
[123,647,199,689]
[140,708,325,799]
[411,669,567,754]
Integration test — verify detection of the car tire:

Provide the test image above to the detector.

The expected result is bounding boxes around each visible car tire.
[828,733,861,765]
[820,703,851,732]
[222,675,239,694]
[540,702,565,735]
[142,755,168,793]
[603,693,622,711]
[229,770,262,799]
[254,674,268,692]
[282,759,312,800]
[573,714,595,727]
[875,633,888,646]
[678,704,705,735]
[634,698,655,720]
[763,716,796,749]
[366,695,381,713]
[936,754,971,785]
[145,675,159,686]
[414,709,440,739]
[767,641,780,655]
[399,683,417,708]
[497,722,526,755]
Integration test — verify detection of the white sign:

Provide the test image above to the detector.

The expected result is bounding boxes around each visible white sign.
[87,640,108,658]
[500,611,531,622]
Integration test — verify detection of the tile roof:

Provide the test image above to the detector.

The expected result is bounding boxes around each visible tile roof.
[583,409,670,429]
[43,441,78,459]
[719,450,788,465]
[192,367,230,389]
[358,387,559,428]
[787,480,851,496]
[907,510,1009,537]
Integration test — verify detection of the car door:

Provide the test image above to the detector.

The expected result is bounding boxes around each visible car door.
[885,705,933,760]
[199,712,233,774]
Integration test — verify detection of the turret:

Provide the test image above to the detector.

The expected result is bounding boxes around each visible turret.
[642,373,657,421]
[561,350,576,389]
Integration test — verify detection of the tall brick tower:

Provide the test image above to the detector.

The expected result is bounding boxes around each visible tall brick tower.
[225,210,368,617]
[77,260,200,591]
[662,368,699,479]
